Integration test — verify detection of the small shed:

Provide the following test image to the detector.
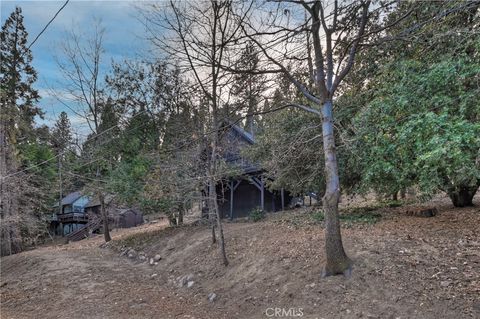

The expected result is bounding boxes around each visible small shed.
[114,208,144,228]
[114,209,144,228]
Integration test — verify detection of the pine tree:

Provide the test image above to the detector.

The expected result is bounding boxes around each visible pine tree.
[51,112,72,155]
[230,43,267,136]
[1,6,41,141]
[0,7,42,255]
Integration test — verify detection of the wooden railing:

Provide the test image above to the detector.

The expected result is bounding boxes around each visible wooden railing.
[58,212,88,223]
[65,218,102,242]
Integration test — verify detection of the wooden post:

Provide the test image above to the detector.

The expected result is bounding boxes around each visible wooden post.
[251,176,264,211]
[260,177,264,211]
[281,188,285,211]
[230,180,234,220]
[228,180,241,220]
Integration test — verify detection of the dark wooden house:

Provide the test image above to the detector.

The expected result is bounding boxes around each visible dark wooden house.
[51,192,90,236]
[215,122,291,219]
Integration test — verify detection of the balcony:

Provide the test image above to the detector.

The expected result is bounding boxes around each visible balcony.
[57,212,89,223]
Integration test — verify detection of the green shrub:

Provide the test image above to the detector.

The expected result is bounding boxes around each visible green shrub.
[340,211,382,225]
[249,207,265,222]
[311,210,325,223]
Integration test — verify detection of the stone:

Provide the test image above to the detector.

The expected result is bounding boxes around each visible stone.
[187,281,194,288]
[139,255,146,261]
[440,281,451,287]
[149,258,154,265]
[154,254,162,262]
[176,276,188,288]
[186,273,194,281]
[127,249,137,258]
[208,293,217,302]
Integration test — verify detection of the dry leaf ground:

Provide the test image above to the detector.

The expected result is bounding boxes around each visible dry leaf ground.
[1,193,479,319]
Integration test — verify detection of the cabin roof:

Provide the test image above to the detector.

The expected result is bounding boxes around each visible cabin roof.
[229,122,255,144]
[220,121,261,175]
[53,191,83,207]
[85,195,115,208]
[118,208,141,215]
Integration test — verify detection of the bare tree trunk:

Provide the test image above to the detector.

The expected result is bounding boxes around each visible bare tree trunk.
[100,193,111,242]
[209,136,228,266]
[0,113,10,256]
[211,223,216,244]
[177,208,184,226]
[321,100,351,276]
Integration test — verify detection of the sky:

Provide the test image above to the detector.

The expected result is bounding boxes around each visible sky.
[1,0,154,136]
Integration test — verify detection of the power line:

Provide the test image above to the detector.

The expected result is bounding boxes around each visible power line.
[26,0,70,52]
[1,110,148,180]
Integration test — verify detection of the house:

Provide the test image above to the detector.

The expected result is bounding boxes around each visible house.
[213,122,292,219]
[51,191,90,236]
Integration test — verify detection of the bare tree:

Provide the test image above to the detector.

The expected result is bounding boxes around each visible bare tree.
[142,0,253,266]
[55,20,111,242]
[235,0,418,276]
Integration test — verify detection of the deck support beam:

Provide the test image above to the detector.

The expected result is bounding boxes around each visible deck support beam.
[281,188,285,211]
[227,180,241,219]
[251,176,265,211]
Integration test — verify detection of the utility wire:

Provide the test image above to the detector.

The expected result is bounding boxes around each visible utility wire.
[26,0,70,52]
[1,110,148,180]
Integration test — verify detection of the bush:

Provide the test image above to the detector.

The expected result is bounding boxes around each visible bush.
[311,210,325,223]
[249,207,265,222]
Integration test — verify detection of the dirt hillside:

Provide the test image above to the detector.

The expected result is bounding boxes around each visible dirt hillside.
[1,194,479,319]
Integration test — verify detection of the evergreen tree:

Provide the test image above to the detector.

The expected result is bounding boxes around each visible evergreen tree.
[230,43,267,135]
[0,7,46,255]
[51,112,72,155]
[1,7,41,142]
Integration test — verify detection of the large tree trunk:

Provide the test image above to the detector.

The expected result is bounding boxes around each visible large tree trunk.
[321,100,351,276]
[100,193,111,242]
[448,185,478,207]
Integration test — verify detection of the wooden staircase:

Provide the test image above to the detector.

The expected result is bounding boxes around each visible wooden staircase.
[65,218,102,242]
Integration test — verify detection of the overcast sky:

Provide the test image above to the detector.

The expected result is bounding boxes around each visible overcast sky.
[1,0,152,136]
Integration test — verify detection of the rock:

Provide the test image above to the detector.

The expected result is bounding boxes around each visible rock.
[149,258,154,265]
[139,255,146,261]
[208,293,217,302]
[154,254,162,262]
[176,276,188,287]
[440,281,451,287]
[187,281,194,288]
[127,249,137,258]
[186,273,194,281]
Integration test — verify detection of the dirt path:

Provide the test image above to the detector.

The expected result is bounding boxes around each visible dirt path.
[0,223,227,319]
[1,195,479,319]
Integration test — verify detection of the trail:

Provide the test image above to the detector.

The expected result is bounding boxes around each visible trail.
[0,223,226,319]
